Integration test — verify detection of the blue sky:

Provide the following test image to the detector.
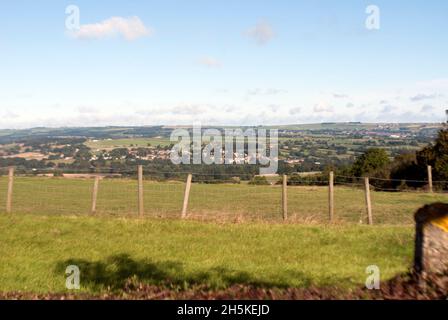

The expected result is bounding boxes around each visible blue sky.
[0,0,447,128]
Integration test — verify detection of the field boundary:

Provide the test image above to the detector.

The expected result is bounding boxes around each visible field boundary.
[1,165,447,225]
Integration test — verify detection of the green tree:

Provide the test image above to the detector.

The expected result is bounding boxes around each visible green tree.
[417,128,448,187]
[389,152,424,189]
[352,148,390,177]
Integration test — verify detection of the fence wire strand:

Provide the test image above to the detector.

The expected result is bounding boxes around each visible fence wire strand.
[0,170,447,225]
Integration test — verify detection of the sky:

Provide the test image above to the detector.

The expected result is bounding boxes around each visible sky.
[0,0,447,128]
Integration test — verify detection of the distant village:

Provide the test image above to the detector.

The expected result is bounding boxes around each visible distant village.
[0,123,442,174]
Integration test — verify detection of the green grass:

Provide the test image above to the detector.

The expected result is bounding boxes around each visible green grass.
[0,214,414,294]
[0,176,438,295]
[1,176,447,224]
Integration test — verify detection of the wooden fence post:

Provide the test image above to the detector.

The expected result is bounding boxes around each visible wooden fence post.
[6,167,14,213]
[90,176,100,215]
[138,165,144,217]
[427,165,433,193]
[364,177,373,225]
[328,171,334,222]
[181,174,193,219]
[282,174,288,221]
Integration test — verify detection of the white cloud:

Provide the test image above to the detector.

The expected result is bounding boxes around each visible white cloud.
[313,103,334,113]
[77,106,99,114]
[2,110,19,119]
[169,105,207,115]
[246,20,275,45]
[333,93,348,99]
[421,104,435,113]
[70,16,153,41]
[410,93,437,102]
[199,57,221,68]
[16,93,33,99]
[247,88,287,96]
[289,107,302,115]
[268,104,281,112]
[4,78,448,129]
[381,104,396,114]
[416,78,448,90]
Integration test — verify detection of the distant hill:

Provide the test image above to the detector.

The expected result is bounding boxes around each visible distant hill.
[0,123,443,144]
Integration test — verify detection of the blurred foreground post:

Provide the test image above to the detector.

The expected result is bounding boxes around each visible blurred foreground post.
[181,174,192,219]
[414,203,448,276]
[282,174,288,221]
[6,167,14,213]
[328,171,334,222]
[364,177,373,225]
[90,176,100,215]
[138,165,144,217]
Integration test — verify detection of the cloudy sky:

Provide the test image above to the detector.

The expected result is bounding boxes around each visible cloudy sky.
[0,0,447,128]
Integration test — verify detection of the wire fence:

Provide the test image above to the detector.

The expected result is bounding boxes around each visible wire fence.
[0,167,447,225]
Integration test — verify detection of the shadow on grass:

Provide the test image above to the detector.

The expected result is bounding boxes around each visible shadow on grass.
[55,253,313,291]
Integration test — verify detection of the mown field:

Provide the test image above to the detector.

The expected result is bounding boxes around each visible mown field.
[0,214,413,295]
[85,137,172,149]
[0,176,447,224]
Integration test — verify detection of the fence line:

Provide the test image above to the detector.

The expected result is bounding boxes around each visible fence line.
[328,172,334,222]
[1,167,448,224]
[138,165,144,217]
[181,174,192,219]
[6,167,14,214]
[282,175,288,221]
[90,176,100,215]
[2,166,448,183]
[334,174,448,184]
[364,177,373,225]
[428,165,433,193]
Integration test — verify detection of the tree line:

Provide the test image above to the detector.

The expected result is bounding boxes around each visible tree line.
[286,127,448,191]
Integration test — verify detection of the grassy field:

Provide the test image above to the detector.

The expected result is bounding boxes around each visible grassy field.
[0,214,414,294]
[0,176,443,296]
[85,138,172,149]
[0,176,447,224]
